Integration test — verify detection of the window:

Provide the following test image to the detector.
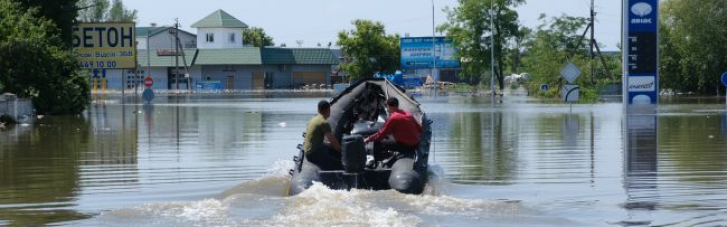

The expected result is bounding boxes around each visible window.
[229,33,235,43]
[206,33,214,43]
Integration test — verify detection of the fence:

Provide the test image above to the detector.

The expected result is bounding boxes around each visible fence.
[0,94,34,123]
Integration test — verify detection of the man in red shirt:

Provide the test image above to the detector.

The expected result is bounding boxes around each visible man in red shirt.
[364,97,422,156]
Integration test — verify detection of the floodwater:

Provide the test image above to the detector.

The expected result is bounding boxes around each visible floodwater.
[1,94,727,227]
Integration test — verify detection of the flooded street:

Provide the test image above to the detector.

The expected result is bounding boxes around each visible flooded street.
[2,95,727,226]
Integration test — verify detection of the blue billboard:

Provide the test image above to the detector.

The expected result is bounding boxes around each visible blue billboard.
[624,0,659,105]
[400,37,460,69]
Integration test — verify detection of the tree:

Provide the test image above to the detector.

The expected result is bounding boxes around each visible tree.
[522,14,619,100]
[108,0,137,22]
[660,0,727,95]
[507,26,531,74]
[440,0,525,88]
[0,0,90,114]
[15,0,79,46]
[77,0,136,22]
[243,27,274,47]
[337,20,400,78]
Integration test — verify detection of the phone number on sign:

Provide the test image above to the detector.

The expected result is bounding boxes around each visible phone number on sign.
[78,61,118,68]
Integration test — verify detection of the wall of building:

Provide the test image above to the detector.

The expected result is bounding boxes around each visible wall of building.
[196,28,243,49]
[260,65,334,88]
[263,65,291,89]
[137,31,197,50]
[102,68,169,91]
[200,65,263,90]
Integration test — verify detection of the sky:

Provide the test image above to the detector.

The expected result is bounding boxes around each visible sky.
[122,0,623,51]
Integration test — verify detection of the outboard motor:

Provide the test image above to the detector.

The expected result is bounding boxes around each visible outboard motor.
[341,134,366,173]
[350,121,384,137]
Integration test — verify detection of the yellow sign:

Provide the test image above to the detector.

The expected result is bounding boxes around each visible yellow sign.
[72,22,136,69]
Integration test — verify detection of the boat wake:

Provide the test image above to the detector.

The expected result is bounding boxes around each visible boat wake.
[86,161,568,227]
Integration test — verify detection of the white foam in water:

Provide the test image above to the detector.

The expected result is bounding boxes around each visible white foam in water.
[100,199,233,227]
[92,163,546,227]
[266,159,295,178]
[263,182,422,227]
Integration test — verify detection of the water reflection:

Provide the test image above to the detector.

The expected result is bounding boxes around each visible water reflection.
[444,107,518,184]
[0,99,141,226]
[2,96,727,226]
[623,112,659,211]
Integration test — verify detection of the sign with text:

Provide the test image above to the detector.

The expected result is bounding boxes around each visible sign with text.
[400,37,460,69]
[72,23,136,69]
[624,0,658,105]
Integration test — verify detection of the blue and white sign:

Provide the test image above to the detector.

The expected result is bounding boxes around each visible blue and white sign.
[400,37,460,69]
[624,0,659,105]
[721,72,727,86]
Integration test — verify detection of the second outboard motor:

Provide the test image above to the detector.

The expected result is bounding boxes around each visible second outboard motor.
[341,134,366,173]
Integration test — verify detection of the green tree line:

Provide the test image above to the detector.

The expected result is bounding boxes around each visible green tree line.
[660,0,727,95]
[336,0,724,98]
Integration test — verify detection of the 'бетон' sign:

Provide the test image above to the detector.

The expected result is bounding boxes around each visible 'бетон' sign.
[72,23,136,69]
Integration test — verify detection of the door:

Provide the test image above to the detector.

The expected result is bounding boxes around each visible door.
[226,76,234,90]
[252,72,264,90]
[292,72,326,86]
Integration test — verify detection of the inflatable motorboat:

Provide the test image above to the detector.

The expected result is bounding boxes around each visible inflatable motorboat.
[288,79,432,195]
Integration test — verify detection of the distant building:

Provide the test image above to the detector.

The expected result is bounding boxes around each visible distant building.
[136,26,197,50]
[191,10,248,49]
[101,9,339,91]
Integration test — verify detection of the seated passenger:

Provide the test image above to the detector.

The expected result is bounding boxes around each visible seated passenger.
[364,97,422,157]
[303,100,343,170]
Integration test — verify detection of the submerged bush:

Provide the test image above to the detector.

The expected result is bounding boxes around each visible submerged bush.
[0,0,89,115]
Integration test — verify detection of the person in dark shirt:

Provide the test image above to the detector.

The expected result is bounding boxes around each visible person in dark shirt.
[303,100,342,170]
[364,97,422,157]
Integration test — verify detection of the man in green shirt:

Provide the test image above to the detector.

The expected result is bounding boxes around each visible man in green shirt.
[303,100,342,170]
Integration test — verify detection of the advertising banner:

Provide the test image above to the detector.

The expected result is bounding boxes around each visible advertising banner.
[72,23,136,69]
[624,0,659,105]
[400,37,459,69]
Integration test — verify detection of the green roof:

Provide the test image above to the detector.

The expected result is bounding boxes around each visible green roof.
[262,48,339,65]
[137,49,198,67]
[191,10,248,28]
[194,48,261,65]
[136,27,195,37]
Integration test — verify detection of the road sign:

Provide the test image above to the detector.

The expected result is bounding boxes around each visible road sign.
[540,84,550,91]
[143,77,154,88]
[142,88,155,103]
[721,72,727,86]
[561,85,580,103]
[560,61,582,84]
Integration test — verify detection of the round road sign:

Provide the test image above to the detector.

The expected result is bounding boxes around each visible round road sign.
[721,72,727,86]
[143,77,154,88]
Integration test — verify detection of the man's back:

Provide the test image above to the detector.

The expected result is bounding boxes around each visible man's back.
[368,109,422,147]
[304,114,331,155]
[387,110,422,146]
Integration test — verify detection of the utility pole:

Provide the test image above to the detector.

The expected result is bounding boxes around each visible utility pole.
[146,27,151,96]
[490,0,496,98]
[432,0,437,97]
[590,0,595,85]
[174,18,180,91]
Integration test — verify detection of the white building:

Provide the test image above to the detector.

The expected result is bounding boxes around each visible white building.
[192,10,248,49]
